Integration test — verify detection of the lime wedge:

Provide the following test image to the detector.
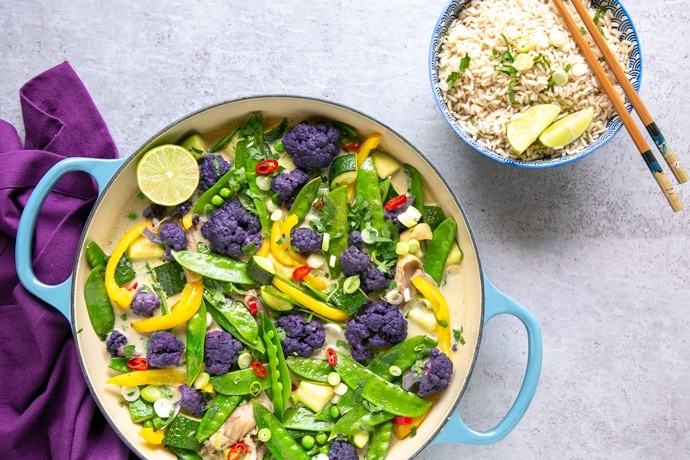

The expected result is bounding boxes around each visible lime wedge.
[506,104,561,154]
[136,144,200,206]
[539,107,595,148]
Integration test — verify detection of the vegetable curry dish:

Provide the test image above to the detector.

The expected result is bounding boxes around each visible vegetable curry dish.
[84,112,466,460]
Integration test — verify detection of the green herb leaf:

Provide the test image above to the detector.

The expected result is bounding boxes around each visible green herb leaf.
[446,53,472,89]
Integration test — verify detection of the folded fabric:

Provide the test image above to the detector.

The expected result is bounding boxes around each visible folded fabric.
[0,62,131,459]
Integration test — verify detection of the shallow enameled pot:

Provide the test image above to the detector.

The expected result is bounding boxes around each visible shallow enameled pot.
[16,96,542,459]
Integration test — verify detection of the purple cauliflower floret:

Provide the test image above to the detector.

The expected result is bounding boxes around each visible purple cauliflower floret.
[418,348,453,397]
[339,245,372,277]
[204,330,244,375]
[106,330,128,357]
[201,199,263,259]
[170,200,192,218]
[348,230,365,248]
[345,301,408,363]
[271,168,309,208]
[282,121,340,172]
[199,154,231,191]
[131,289,161,317]
[276,314,326,358]
[328,440,358,460]
[147,331,185,368]
[142,203,167,220]
[361,268,388,293]
[384,195,414,230]
[291,227,322,253]
[178,384,205,418]
[159,221,187,260]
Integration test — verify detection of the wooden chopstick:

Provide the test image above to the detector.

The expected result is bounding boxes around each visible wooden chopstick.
[552,0,683,212]
[568,0,688,184]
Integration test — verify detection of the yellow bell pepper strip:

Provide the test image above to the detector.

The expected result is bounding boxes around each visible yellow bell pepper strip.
[139,427,165,445]
[257,238,270,257]
[304,274,328,291]
[356,132,382,169]
[411,276,451,357]
[392,394,439,440]
[106,368,187,386]
[270,214,298,267]
[131,280,204,333]
[104,221,152,308]
[181,212,194,230]
[272,277,349,323]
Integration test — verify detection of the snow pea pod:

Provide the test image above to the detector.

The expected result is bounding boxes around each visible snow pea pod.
[185,301,206,387]
[84,268,115,341]
[423,217,458,284]
[204,292,263,352]
[355,156,385,232]
[209,367,272,395]
[324,185,349,277]
[85,240,107,273]
[288,177,322,224]
[253,400,310,460]
[261,312,291,420]
[366,335,437,381]
[365,420,393,460]
[330,404,394,436]
[195,394,242,442]
[333,353,431,417]
[171,250,255,284]
[282,406,334,432]
[403,163,424,210]
[286,356,332,384]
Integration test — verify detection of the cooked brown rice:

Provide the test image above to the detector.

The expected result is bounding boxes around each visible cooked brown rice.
[437,0,633,160]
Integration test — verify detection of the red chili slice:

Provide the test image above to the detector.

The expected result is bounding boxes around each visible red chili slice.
[292,265,311,280]
[227,442,248,460]
[245,296,259,315]
[255,159,279,175]
[252,360,267,378]
[342,142,360,151]
[327,348,337,366]
[394,416,413,425]
[384,194,407,212]
[126,357,149,371]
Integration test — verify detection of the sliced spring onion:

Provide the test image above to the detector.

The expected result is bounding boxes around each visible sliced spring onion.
[258,428,272,442]
[307,253,326,269]
[329,255,336,268]
[384,289,404,305]
[321,232,331,252]
[514,36,536,52]
[140,385,164,403]
[154,398,175,418]
[397,206,422,228]
[327,372,341,386]
[395,241,409,256]
[407,238,420,254]
[333,382,349,396]
[342,275,360,294]
[552,68,568,86]
[255,175,272,191]
[403,287,412,302]
[270,209,283,222]
[389,365,402,377]
[514,53,534,72]
[237,351,253,369]
[361,228,376,244]
[121,386,140,402]
[192,372,210,390]
[549,29,568,48]
[266,200,280,213]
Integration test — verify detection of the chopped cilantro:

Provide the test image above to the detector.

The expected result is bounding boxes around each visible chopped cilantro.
[446,53,471,88]
[453,327,467,345]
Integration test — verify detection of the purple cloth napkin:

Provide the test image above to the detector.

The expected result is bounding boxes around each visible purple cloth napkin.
[0,62,130,459]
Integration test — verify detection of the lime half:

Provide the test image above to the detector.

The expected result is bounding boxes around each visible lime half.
[136,144,200,206]
[539,107,595,148]
[506,104,561,154]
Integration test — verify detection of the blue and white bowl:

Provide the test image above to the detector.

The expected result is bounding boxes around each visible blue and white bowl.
[429,0,642,168]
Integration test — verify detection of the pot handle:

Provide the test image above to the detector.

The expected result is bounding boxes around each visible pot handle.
[15,157,126,323]
[431,274,542,445]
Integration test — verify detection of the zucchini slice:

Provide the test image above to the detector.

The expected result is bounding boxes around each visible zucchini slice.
[329,154,357,189]
[247,255,276,285]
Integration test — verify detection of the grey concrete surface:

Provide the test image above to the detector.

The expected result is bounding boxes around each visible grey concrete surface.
[2,0,689,458]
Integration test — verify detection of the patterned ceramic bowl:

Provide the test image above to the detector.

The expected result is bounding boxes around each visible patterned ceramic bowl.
[429,0,642,168]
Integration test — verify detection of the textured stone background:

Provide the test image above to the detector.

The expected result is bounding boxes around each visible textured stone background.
[2,0,689,458]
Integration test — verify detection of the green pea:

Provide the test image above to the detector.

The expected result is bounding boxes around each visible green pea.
[315,432,328,445]
[219,187,232,198]
[203,204,216,214]
[275,140,284,152]
[211,195,224,207]
[329,405,340,419]
[301,435,315,450]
